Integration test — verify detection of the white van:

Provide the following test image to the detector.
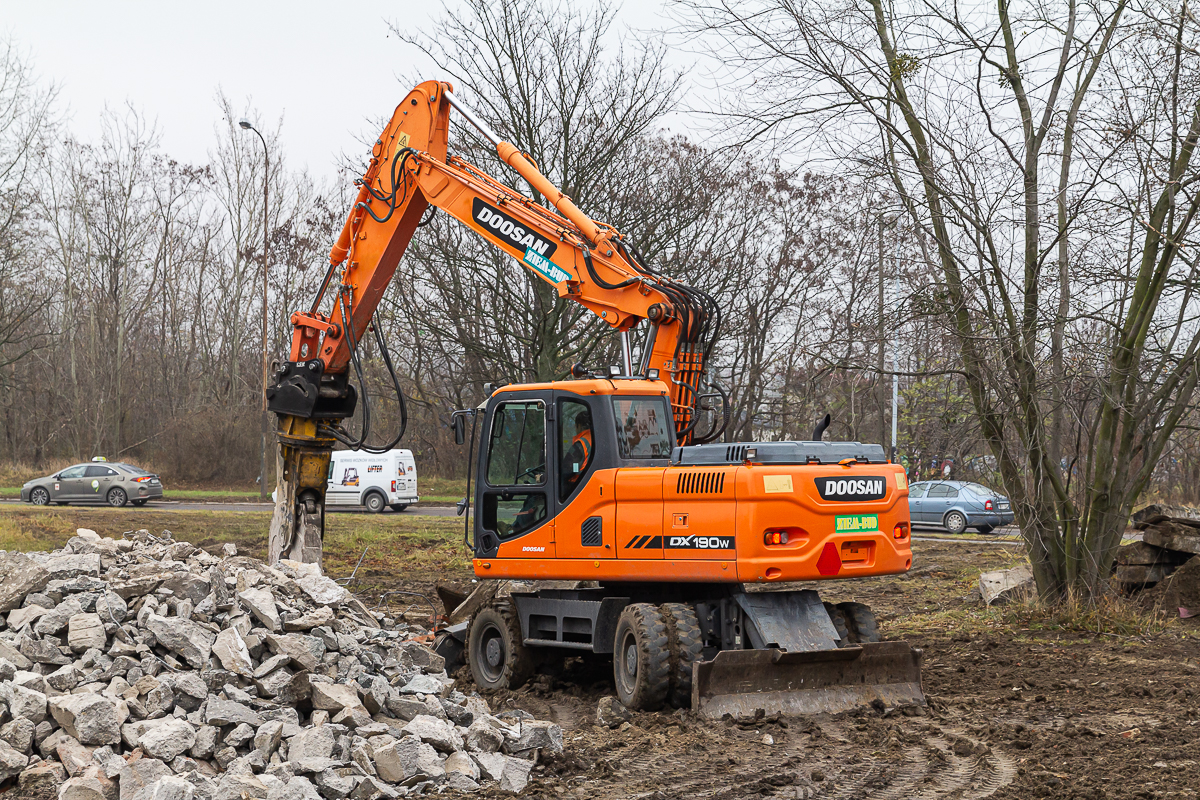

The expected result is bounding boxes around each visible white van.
[325,449,419,513]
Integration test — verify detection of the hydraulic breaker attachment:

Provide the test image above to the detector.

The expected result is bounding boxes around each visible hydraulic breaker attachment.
[691,641,925,719]
[269,414,335,565]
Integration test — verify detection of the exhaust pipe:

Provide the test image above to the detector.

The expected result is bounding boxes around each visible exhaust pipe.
[812,413,831,441]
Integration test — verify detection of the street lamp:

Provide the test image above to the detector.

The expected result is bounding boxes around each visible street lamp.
[875,203,901,465]
[240,119,271,500]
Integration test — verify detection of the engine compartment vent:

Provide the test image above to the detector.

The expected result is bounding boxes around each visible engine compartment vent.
[677,471,727,494]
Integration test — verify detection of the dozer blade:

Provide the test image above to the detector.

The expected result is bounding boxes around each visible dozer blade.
[691,641,924,719]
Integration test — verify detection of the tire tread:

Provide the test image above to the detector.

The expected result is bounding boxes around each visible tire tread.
[468,601,535,691]
[661,602,703,708]
[614,603,670,710]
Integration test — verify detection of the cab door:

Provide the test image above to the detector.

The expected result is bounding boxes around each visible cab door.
[552,394,616,559]
[477,391,555,558]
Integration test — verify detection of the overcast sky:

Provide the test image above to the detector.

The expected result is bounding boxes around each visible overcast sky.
[3,0,688,185]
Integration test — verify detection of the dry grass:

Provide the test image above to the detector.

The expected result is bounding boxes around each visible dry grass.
[0,506,473,602]
[996,588,1178,637]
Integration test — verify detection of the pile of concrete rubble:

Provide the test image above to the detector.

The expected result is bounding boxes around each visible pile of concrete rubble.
[0,529,561,800]
[1116,504,1200,590]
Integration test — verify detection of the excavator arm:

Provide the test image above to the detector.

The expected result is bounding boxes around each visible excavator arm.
[266,80,719,563]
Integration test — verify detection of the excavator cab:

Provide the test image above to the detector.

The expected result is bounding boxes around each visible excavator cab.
[468,379,671,560]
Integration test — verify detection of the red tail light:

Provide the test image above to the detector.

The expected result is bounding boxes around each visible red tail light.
[985,499,994,511]
[764,530,789,546]
[133,476,155,483]
[893,522,909,540]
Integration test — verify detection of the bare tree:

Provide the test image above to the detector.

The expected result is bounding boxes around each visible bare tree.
[0,40,56,381]
[680,0,1200,602]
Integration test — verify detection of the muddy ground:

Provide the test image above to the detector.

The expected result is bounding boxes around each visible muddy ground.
[9,508,1196,798]
[436,540,1200,800]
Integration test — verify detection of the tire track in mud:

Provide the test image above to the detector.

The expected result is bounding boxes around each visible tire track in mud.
[816,719,1016,800]
[569,717,1015,800]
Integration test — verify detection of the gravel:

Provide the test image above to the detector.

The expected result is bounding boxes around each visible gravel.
[0,529,561,798]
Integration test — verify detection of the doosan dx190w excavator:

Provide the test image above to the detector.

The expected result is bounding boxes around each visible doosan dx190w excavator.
[265,80,923,717]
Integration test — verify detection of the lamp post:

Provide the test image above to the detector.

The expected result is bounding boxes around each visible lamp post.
[876,207,903,463]
[240,120,270,500]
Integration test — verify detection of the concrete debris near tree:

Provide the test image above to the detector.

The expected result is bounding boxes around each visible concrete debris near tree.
[1118,511,1200,590]
[0,529,562,799]
[978,565,1035,606]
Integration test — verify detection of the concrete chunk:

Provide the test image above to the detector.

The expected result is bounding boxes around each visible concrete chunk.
[238,587,281,632]
[144,614,216,668]
[68,613,108,653]
[138,718,197,761]
[0,552,51,613]
[979,565,1035,606]
[211,627,254,677]
[49,694,127,746]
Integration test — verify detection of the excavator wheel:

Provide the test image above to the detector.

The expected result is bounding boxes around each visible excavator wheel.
[824,601,852,646]
[613,603,671,711]
[662,603,704,708]
[468,603,535,692]
[838,602,881,644]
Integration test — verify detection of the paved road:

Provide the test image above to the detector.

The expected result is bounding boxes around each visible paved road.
[0,498,461,516]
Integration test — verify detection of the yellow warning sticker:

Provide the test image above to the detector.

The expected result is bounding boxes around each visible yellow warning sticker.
[396,132,411,149]
[763,475,794,494]
[896,472,908,491]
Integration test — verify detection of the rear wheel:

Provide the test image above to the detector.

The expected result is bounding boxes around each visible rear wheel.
[837,602,880,644]
[613,604,670,711]
[30,487,49,506]
[661,603,703,708]
[468,604,535,692]
[824,601,852,646]
[364,492,386,513]
[944,510,967,534]
[107,487,127,507]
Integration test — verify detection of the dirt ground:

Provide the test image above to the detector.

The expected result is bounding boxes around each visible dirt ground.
[7,507,1198,798]
[439,541,1200,800]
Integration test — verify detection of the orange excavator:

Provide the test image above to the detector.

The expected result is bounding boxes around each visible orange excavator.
[268,80,923,716]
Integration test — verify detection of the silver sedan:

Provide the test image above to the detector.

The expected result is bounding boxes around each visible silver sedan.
[907,480,1013,534]
[20,460,164,507]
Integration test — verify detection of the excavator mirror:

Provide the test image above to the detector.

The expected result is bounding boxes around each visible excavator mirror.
[453,415,466,446]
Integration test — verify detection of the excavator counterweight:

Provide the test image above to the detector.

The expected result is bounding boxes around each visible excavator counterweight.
[268,80,924,718]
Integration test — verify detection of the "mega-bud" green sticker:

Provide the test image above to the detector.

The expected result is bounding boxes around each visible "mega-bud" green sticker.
[835,514,878,533]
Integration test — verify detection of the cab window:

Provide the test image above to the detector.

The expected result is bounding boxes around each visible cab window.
[59,466,86,479]
[484,494,547,540]
[559,400,593,502]
[487,401,546,486]
[84,466,117,477]
[908,484,927,498]
[928,484,959,498]
[612,397,674,459]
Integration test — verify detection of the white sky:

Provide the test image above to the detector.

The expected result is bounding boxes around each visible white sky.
[2,0,688,185]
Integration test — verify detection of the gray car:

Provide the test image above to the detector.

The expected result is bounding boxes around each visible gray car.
[20,460,164,508]
[907,480,1013,534]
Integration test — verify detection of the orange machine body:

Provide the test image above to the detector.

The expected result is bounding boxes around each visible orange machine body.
[469,379,911,584]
